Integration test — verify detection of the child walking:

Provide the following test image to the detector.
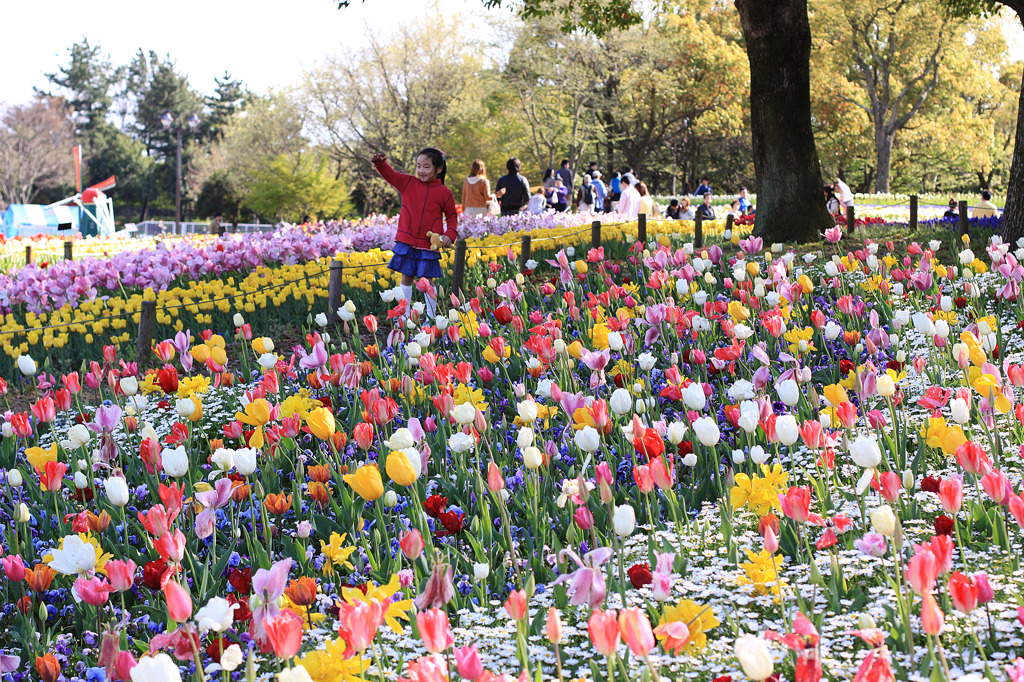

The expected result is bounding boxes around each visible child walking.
[372,148,458,323]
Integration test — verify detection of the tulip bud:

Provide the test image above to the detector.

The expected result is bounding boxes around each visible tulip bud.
[546,607,563,644]
[857,613,877,630]
[7,469,22,487]
[870,505,897,536]
[16,502,30,523]
[383,491,398,508]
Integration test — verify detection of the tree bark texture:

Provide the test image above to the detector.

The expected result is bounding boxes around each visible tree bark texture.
[736,0,832,244]
[1001,61,1024,245]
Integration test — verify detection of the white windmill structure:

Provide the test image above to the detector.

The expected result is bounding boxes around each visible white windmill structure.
[46,146,118,236]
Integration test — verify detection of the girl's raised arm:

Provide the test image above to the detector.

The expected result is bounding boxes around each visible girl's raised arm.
[372,155,413,193]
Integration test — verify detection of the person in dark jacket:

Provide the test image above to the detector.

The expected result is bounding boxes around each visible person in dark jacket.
[696,192,716,220]
[557,159,573,193]
[495,157,531,216]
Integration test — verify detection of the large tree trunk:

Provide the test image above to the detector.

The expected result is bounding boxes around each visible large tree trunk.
[736,0,832,244]
[1003,62,1024,246]
[874,128,895,193]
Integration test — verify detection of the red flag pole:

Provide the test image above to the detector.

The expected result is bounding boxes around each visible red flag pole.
[73,146,82,193]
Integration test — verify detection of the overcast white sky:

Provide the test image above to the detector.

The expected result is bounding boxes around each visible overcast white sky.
[0,0,501,105]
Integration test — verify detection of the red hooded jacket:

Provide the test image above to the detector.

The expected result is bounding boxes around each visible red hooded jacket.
[373,158,458,250]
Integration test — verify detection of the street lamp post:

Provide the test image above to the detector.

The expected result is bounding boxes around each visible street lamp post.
[160,112,200,235]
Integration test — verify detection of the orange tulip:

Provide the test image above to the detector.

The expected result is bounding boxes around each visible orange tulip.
[264,493,293,515]
[284,577,318,606]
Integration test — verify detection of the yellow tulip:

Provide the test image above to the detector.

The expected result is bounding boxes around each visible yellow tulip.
[236,399,271,427]
[822,384,848,407]
[344,465,384,501]
[307,407,336,441]
[727,301,750,322]
[26,443,59,474]
[190,345,211,364]
[188,395,204,423]
[567,340,584,359]
[386,451,419,487]
[797,275,814,294]
[210,346,228,366]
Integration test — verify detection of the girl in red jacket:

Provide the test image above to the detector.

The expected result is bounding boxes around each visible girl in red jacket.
[372,148,458,322]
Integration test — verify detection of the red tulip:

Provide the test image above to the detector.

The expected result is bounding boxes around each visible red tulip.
[399,530,424,561]
[39,461,68,492]
[31,397,56,424]
[162,579,193,622]
[779,487,812,523]
[947,572,978,613]
[937,477,963,514]
[353,422,375,450]
[264,609,304,659]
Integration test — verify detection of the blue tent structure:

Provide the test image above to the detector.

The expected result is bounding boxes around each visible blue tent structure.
[1,204,82,238]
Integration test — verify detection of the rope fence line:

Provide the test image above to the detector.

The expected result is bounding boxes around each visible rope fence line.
[0,221,625,346]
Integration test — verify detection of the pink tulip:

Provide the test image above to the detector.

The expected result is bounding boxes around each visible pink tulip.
[105,559,136,592]
[162,579,193,623]
[588,609,620,656]
[486,461,504,493]
[504,589,528,621]
[400,530,424,560]
[417,608,455,653]
[921,593,945,635]
[454,645,484,681]
[75,576,114,606]
[906,548,938,596]
[1,555,26,582]
[618,608,655,656]
[937,477,963,514]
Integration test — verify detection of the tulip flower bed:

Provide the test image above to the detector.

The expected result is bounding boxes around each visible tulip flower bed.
[0,217,743,377]
[6,220,1024,682]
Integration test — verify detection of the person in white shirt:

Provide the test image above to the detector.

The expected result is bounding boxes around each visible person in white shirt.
[617,174,642,218]
[527,188,548,215]
[834,177,854,208]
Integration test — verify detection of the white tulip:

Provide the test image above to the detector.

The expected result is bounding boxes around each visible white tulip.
[7,469,23,487]
[66,424,91,449]
[131,652,183,682]
[161,446,189,478]
[574,426,601,453]
[638,352,656,371]
[824,321,842,341]
[406,342,422,359]
[453,403,477,426]
[517,400,539,423]
[257,353,278,370]
[220,644,243,672]
[473,562,490,581]
[774,415,799,446]
[950,398,970,424]
[233,313,245,327]
[383,491,398,508]
[876,374,895,398]
[175,398,196,419]
[74,471,89,489]
[738,401,760,434]
[119,376,139,396]
[934,320,950,338]
[234,448,258,476]
[522,446,543,469]
[871,505,897,536]
[692,417,720,446]
[728,379,755,403]
[749,445,768,465]
[732,449,746,464]
[385,428,415,451]
[211,448,235,472]
[681,383,707,411]
[517,427,535,449]
[667,421,688,445]
[448,432,475,454]
[315,312,328,327]
[16,355,36,376]
[613,504,636,537]
[735,635,774,681]
[849,436,882,468]
[196,596,238,633]
[105,476,129,507]
[609,388,633,416]
[607,332,624,351]
[776,379,800,407]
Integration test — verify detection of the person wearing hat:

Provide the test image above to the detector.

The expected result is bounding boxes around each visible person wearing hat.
[590,171,607,213]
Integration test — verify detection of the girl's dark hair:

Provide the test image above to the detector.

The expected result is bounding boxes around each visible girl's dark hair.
[506,157,521,174]
[543,168,554,181]
[417,148,447,184]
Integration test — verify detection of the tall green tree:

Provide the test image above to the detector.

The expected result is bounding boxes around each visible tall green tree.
[42,38,119,134]
[205,73,248,142]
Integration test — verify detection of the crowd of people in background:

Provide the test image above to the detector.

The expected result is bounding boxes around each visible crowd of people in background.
[464,157,756,220]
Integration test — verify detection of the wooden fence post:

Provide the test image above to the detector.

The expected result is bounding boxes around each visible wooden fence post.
[958,200,969,236]
[328,260,344,321]
[24,246,32,265]
[452,239,468,298]
[591,220,601,250]
[519,235,532,273]
[64,241,73,261]
[694,213,704,249]
[637,213,647,244]
[909,195,918,231]
[137,300,157,365]
[846,205,856,234]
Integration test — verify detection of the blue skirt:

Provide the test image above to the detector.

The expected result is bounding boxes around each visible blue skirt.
[389,242,443,279]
